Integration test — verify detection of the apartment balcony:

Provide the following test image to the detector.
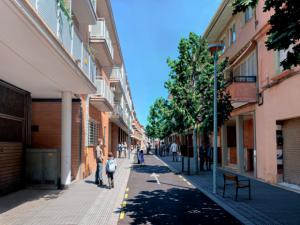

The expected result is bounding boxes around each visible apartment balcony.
[110,67,127,93]
[90,78,114,112]
[0,0,97,98]
[89,19,114,68]
[110,104,131,131]
[72,0,97,25]
[226,76,257,108]
[28,0,98,82]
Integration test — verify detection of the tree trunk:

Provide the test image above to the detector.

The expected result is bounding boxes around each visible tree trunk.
[193,127,198,174]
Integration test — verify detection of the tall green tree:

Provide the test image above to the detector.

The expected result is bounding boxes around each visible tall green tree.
[146,97,172,140]
[162,33,233,174]
[165,33,232,135]
[232,0,300,70]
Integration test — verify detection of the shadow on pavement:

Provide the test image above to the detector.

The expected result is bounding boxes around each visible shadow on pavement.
[123,188,241,225]
[0,189,62,214]
[132,164,171,174]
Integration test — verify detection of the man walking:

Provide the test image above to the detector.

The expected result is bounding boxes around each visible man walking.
[170,141,178,162]
[123,141,127,158]
[95,138,104,186]
[118,142,122,158]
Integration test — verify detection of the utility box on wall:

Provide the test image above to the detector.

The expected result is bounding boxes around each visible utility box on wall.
[26,148,61,188]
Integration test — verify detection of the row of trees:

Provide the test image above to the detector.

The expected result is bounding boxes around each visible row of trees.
[146,0,299,141]
[146,33,233,143]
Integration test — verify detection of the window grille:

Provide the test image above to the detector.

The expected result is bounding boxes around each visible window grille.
[88,120,99,146]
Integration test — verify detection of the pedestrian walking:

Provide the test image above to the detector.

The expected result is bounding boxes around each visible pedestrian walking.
[138,149,145,165]
[147,142,151,155]
[160,142,165,157]
[199,145,205,171]
[170,141,178,162]
[205,143,212,171]
[155,143,158,155]
[123,141,127,158]
[128,144,132,159]
[106,152,117,189]
[118,143,122,158]
[137,145,141,164]
[166,143,171,156]
[95,138,104,186]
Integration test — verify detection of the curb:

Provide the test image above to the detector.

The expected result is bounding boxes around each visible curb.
[153,154,254,225]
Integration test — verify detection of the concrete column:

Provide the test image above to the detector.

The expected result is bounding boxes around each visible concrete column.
[221,124,228,167]
[236,115,244,173]
[253,112,257,177]
[61,91,72,187]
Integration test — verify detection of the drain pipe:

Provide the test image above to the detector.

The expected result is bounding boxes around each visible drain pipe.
[85,95,90,147]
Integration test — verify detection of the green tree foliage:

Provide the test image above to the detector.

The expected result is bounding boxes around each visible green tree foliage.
[165,33,233,134]
[232,0,258,14]
[145,98,172,139]
[232,0,300,70]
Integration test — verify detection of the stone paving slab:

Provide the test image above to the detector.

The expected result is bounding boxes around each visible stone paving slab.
[0,156,133,225]
[158,154,300,225]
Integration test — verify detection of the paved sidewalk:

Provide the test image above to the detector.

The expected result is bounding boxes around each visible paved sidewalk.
[157,154,300,225]
[0,157,133,225]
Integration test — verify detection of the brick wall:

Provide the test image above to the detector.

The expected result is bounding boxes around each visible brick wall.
[110,122,119,157]
[243,118,254,149]
[31,101,83,181]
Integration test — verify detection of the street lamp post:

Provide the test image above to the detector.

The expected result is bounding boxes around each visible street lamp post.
[208,44,224,194]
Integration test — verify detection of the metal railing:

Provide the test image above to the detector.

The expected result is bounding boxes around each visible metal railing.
[28,0,96,83]
[89,0,97,14]
[89,19,114,59]
[113,103,131,128]
[233,76,257,83]
[95,79,114,107]
[111,67,126,90]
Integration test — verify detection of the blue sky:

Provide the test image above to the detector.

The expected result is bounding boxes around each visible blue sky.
[111,0,222,126]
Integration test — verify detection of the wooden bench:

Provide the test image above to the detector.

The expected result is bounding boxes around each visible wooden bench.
[222,173,251,201]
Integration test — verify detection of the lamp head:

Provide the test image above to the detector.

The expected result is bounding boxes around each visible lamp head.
[208,43,225,54]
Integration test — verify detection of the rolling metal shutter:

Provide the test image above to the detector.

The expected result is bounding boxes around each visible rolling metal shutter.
[282,118,300,185]
[0,81,30,195]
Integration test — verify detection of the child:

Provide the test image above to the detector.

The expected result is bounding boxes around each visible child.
[106,152,117,189]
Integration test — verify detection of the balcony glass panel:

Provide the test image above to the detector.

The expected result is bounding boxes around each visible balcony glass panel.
[82,45,90,76]
[37,0,57,34]
[58,10,72,53]
[72,29,82,64]
[90,0,97,14]
[89,58,97,83]
[90,19,114,59]
[27,0,97,84]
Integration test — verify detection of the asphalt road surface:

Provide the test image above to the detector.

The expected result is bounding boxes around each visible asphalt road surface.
[118,154,241,225]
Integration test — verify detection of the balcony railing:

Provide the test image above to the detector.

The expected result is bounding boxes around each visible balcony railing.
[89,19,114,59]
[28,0,96,83]
[113,104,124,118]
[95,78,114,107]
[111,67,126,90]
[233,76,257,83]
[90,0,97,13]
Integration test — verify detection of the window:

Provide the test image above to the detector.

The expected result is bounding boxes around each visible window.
[245,7,253,23]
[233,51,257,78]
[277,50,287,72]
[88,120,99,146]
[229,24,236,46]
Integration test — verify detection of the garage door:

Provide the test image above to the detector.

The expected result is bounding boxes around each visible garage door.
[282,118,300,185]
[0,81,30,195]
